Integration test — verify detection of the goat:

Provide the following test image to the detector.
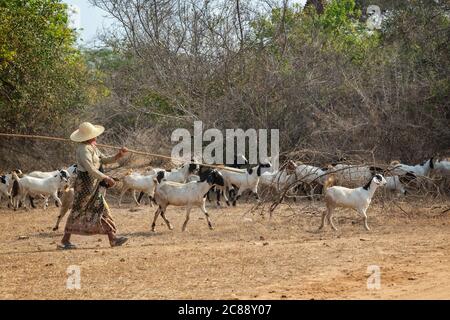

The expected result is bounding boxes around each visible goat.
[0,175,11,206]
[319,174,387,231]
[390,158,434,177]
[195,165,231,207]
[160,162,199,183]
[119,171,159,207]
[26,164,77,208]
[327,163,384,186]
[259,170,294,190]
[151,170,225,232]
[219,163,272,206]
[28,164,78,179]
[137,162,198,204]
[432,157,450,176]
[383,172,416,195]
[11,170,70,210]
[288,161,330,200]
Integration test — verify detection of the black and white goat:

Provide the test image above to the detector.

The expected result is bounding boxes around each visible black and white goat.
[27,164,78,179]
[390,158,434,177]
[151,170,225,232]
[0,170,23,207]
[319,174,387,231]
[26,164,77,208]
[0,175,11,206]
[219,163,272,206]
[11,170,70,210]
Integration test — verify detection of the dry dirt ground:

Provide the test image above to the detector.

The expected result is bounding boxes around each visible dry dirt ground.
[0,196,449,300]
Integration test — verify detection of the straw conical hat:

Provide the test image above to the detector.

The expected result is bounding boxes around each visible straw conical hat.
[70,122,105,142]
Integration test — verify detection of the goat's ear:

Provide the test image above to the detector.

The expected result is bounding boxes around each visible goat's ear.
[373,175,382,184]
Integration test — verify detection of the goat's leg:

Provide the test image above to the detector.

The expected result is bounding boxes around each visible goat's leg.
[252,186,260,201]
[159,210,173,230]
[215,188,221,207]
[231,186,241,206]
[327,207,338,231]
[21,193,29,211]
[219,186,230,206]
[151,206,162,232]
[147,194,154,207]
[28,195,36,209]
[52,192,62,208]
[43,196,49,210]
[55,190,62,207]
[200,201,214,230]
[358,209,370,231]
[132,190,140,206]
[319,208,328,230]
[118,187,128,207]
[182,207,192,232]
[137,191,145,204]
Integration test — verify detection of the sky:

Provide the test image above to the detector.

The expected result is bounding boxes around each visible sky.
[63,0,114,46]
[63,0,308,47]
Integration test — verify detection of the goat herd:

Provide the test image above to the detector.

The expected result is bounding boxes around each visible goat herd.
[1,155,449,234]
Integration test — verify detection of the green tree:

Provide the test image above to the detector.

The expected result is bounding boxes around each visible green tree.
[0,0,91,133]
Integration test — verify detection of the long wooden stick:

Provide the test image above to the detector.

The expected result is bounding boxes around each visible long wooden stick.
[0,133,244,173]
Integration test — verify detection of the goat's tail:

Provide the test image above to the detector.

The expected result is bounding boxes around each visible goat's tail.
[322,174,336,194]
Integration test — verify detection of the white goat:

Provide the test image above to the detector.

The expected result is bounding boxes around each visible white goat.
[136,163,199,204]
[319,174,387,231]
[151,170,225,232]
[186,174,200,182]
[390,158,434,177]
[383,172,416,195]
[159,163,199,183]
[11,170,70,210]
[219,163,271,205]
[119,171,159,207]
[28,164,78,179]
[327,164,384,186]
[259,170,295,191]
[432,157,450,176]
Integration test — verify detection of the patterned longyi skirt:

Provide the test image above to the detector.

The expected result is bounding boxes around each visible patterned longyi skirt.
[64,171,117,235]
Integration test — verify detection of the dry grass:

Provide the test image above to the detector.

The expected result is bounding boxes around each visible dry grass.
[0,197,449,300]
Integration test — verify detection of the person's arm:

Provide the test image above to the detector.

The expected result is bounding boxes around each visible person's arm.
[99,147,129,165]
[78,146,109,181]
